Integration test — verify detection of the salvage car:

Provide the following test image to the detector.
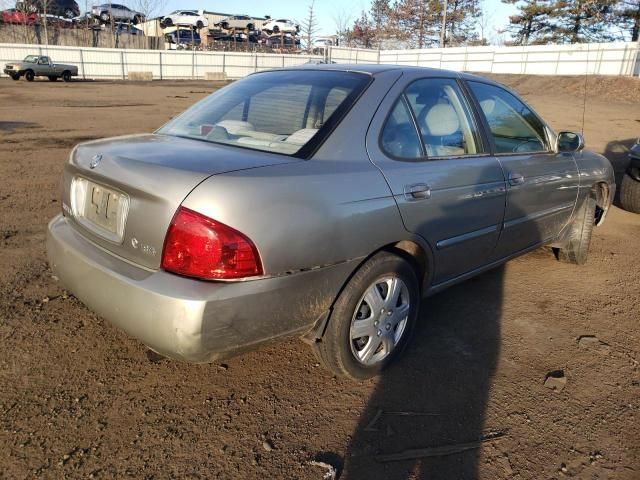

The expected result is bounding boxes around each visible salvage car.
[214,14,256,31]
[620,140,640,213]
[1,8,39,24]
[16,0,79,18]
[4,55,78,81]
[91,3,143,24]
[160,10,208,29]
[46,65,615,380]
[262,18,299,34]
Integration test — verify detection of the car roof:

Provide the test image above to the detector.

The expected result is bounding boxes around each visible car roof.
[289,63,500,84]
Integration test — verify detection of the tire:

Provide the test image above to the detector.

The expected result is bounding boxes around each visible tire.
[133,15,141,25]
[64,8,74,19]
[100,12,109,22]
[48,75,58,81]
[10,74,20,81]
[221,21,229,30]
[196,20,203,29]
[247,23,254,31]
[61,71,72,82]
[25,70,35,82]
[620,172,640,214]
[556,193,596,265]
[312,252,420,380]
[273,25,280,33]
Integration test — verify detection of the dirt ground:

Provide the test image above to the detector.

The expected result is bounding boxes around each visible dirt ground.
[0,74,639,480]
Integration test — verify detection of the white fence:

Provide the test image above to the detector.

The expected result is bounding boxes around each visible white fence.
[329,42,640,76]
[2,41,638,80]
[0,43,322,80]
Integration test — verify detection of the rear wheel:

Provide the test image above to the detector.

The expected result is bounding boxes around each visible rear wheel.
[312,252,420,380]
[48,75,58,81]
[62,71,72,82]
[620,172,640,214]
[555,193,596,265]
[64,8,74,18]
[133,15,141,25]
[100,12,109,22]
[196,20,204,29]
[25,70,35,82]
[273,25,280,33]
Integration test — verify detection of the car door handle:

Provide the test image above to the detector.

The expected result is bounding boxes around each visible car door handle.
[509,173,525,186]
[404,183,431,200]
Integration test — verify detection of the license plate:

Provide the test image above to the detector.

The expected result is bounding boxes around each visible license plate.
[71,177,129,243]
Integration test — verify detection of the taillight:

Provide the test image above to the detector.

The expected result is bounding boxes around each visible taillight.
[161,207,263,280]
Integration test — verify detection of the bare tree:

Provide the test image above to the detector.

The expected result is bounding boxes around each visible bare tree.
[332,7,354,46]
[299,0,320,52]
[130,0,167,21]
[477,0,494,44]
[44,0,52,45]
[439,0,449,47]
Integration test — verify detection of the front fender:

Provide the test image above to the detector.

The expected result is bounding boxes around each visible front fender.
[575,149,616,224]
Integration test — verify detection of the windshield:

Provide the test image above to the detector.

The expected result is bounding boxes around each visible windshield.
[158,70,370,157]
[24,55,39,63]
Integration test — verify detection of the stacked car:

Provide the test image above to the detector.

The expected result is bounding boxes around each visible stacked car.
[0,6,307,52]
[15,0,79,19]
[90,3,144,24]
[160,10,208,29]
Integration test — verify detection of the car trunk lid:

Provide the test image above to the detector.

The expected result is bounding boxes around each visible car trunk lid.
[62,133,297,270]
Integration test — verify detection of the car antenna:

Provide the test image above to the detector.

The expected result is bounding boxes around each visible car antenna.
[580,43,589,136]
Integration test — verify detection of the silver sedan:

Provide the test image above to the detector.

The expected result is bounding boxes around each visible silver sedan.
[46,65,615,380]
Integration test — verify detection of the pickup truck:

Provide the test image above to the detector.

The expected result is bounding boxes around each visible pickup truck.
[4,55,78,82]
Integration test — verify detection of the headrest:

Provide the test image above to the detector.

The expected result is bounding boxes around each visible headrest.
[285,128,318,145]
[425,104,460,136]
[217,120,255,135]
[480,99,495,115]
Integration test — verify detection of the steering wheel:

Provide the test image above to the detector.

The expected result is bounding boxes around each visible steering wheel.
[513,139,542,153]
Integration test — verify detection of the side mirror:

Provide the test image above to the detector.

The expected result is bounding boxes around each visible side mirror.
[557,131,585,153]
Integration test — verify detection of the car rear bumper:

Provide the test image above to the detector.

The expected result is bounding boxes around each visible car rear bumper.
[47,214,359,362]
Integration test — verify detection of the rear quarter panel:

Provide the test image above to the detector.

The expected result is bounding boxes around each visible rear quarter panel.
[181,70,414,276]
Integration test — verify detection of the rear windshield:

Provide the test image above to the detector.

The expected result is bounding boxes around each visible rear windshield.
[157,70,370,157]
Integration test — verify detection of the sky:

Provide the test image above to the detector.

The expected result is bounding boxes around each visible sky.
[163,0,518,43]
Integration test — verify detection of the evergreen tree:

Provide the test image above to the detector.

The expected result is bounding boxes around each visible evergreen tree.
[501,0,555,45]
[445,0,481,45]
[393,0,439,48]
[551,0,619,43]
[346,11,377,48]
[615,0,639,41]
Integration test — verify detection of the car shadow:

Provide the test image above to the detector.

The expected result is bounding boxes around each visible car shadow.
[342,265,505,479]
[603,138,636,206]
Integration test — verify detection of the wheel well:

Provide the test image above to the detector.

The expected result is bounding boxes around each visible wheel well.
[592,182,610,226]
[383,240,430,292]
[301,240,431,344]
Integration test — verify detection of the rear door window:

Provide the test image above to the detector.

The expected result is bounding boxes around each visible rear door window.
[380,98,422,160]
[405,78,481,157]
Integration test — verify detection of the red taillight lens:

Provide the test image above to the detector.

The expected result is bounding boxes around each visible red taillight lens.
[161,207,262,280]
